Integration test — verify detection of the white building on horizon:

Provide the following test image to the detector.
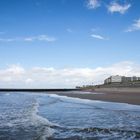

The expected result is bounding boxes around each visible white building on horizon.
[104,75,140,84]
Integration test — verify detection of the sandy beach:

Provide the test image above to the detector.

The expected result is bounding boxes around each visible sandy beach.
[48,90,140,105]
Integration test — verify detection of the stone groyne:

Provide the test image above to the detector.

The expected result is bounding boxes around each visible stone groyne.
[0,88,79,92]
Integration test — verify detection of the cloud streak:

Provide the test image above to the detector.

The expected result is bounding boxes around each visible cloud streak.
[0,35,56,42]
[0,61,140,88]
[126,18,140,32]
[108,2,131,14]
[91,34,108,40]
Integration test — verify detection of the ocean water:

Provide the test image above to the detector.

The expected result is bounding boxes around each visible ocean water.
[0,92,140,140]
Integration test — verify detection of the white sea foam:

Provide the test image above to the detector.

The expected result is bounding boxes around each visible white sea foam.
[47,94,140,111]
[31,101,52,125]
[69,91,105,94]
[29,100,55,139]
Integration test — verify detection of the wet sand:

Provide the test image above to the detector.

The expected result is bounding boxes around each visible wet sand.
[50,91,140,105]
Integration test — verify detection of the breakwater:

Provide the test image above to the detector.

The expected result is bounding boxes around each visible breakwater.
[0,88,79,92]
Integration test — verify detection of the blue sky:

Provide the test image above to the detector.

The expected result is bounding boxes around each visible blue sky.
[0,0,140,88]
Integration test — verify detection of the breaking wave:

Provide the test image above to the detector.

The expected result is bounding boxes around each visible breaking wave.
[0,93,55,140]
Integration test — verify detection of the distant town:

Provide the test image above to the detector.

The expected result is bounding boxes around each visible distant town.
[77,75,140,90]
[104,75,140,85]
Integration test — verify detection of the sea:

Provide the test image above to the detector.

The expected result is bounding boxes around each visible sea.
[0,91,140,140]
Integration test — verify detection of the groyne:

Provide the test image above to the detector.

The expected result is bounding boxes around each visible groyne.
[0,88,79,92]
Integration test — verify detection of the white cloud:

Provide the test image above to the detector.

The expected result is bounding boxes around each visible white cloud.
[87,0,100,9]
[108,2,131,14]
[91,34,108,40]
[0,65,25,83]
[0,35,56,42]
[0,61,140,88]
[126,18,140,32]
[25,78,34,84]
[41,35,56,42]
[27,35,56,42]
[6,65,25,75]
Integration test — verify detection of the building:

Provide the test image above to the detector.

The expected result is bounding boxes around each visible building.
[122,76,131,83]
[104,75,122,84]
[104,75,140,84]
[131,76,140,81]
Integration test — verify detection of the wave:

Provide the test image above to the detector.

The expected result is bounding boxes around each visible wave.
[47,94,140,111]
[0,94,56,140]
[48,125,140,140]
[80,127,140,139]
[29,100,56,140]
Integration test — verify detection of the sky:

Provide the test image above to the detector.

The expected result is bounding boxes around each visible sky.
[0,0,140,88]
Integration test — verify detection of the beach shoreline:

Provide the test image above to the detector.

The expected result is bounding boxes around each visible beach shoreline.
[0,88,140,105]
[47,90,140,105]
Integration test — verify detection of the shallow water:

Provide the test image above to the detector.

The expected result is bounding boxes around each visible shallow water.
[0,92,140,140]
